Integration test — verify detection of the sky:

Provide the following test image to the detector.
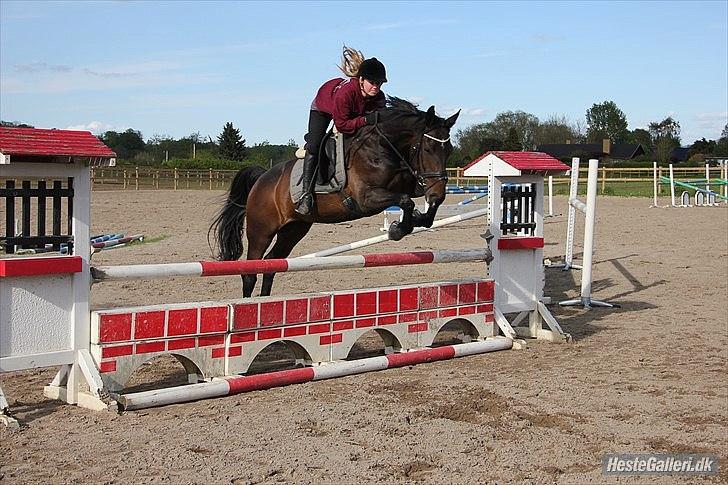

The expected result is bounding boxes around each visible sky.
[1,1,726,147]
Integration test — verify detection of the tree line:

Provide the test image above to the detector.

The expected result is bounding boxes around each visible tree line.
[452,101,728,167]
[3,99,727,170]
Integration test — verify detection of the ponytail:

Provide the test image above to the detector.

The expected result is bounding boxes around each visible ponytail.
[338,45,365,77]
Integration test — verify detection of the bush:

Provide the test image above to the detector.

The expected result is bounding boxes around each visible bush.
[164,151,252,170]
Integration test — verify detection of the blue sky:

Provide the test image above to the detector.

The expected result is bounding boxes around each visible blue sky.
[1,1,726,146]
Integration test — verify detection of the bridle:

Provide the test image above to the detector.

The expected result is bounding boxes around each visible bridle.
[373,123,450,191]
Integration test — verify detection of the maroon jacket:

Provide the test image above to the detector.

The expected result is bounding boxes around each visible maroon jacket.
[311,77,386,134]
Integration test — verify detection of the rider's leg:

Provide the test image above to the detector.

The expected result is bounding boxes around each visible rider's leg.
[296,110,331,215]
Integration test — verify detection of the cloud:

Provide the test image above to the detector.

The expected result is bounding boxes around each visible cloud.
[364,18,455,31]
[64,121,118,134]
[439,106,487,118]
[14,61,73,73]
[3,60,213,94]
[693,111,728,137]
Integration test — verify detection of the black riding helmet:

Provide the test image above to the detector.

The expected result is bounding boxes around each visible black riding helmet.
[358,57,387,84]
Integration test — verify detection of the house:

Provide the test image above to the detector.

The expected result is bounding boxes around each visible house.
[669,147,691,163]
[537,139,645,161]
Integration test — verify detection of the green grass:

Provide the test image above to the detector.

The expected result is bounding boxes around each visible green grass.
[550,181,656,197]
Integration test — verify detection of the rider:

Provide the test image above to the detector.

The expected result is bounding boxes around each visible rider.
[295,46,387,215]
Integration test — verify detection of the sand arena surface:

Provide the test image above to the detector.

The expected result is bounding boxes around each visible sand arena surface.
[1,191,727,484]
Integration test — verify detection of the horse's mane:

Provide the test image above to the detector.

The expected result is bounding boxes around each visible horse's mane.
[383,96,420,116]
[379,96,426,128]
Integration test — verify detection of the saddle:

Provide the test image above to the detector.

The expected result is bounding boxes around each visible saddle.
[290,131,348,202]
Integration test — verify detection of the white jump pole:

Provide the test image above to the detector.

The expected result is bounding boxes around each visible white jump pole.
[669,164,676,207]
[557,158,613,309]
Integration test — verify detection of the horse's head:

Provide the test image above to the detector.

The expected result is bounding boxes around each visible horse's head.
[416,106,459,207]
[376,98,459,208]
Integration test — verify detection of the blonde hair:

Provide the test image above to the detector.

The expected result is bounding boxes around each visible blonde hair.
[338,45,365,77]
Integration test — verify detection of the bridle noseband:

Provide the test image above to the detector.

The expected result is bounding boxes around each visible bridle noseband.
[373,123,449,190]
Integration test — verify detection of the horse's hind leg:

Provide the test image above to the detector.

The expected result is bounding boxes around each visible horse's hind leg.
[260,221,313,296]
[242,230,276,297]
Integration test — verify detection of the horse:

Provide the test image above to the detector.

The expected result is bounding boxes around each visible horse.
[210,97,459,297]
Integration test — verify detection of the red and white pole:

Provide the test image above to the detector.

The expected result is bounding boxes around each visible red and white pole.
[115,338,513,411]
[91,248,491,282]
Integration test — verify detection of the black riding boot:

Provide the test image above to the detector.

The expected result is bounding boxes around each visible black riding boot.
[295,153,317,215]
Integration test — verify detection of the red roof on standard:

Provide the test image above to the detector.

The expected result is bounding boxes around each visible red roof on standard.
[0,127,116,158]
[463,151,569,172]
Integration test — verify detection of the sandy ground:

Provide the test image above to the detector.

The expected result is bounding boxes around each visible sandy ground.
[1,190,727,484]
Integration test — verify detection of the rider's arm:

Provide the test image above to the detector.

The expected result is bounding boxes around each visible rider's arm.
[332,82,367,135]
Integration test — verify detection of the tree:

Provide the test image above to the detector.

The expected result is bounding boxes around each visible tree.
[487,111,540,150]
[585,101,629,143]
[1,120,34,128]
[626,128,653,155]
[715,123,728,156]
[503,127,522,150]
[452,123,495,165]
[217,122,246,161]
[649,117,681,163]
[534,114,582,145]
[100,129,145,160]
[687,138,716,158]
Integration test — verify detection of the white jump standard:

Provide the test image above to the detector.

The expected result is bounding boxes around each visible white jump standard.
[1,129,573,422]
[548,157,614,309]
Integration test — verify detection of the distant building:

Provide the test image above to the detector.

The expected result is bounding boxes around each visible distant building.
[538,139,645,161]
[669,147,691,163]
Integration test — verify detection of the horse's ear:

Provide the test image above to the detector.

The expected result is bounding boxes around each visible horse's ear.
[444,110,460,129]
[425,106,436,125]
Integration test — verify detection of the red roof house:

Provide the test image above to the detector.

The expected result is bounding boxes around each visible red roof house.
[463,151,569,177]
[0,127,116,165]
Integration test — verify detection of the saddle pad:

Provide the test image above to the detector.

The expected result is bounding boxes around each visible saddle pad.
[289,133,347,203]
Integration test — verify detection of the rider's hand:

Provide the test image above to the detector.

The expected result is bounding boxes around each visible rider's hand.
[365,112,377,125]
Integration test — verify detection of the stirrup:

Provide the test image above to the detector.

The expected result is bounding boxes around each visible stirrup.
[295,193,314,215]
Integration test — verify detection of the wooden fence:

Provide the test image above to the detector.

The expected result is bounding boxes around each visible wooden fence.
[90,166,725,193]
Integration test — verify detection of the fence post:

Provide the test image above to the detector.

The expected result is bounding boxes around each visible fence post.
[186,171,190,189]
[209,169,213,190]
[123,169,127,190]
[174,168,178,191]
[135,167,139,190]
[600,167,606,194]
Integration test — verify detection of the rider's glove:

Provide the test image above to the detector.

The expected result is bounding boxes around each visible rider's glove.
[365,112,378,125]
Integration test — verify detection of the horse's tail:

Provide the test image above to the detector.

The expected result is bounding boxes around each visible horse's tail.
[208,165,267,261]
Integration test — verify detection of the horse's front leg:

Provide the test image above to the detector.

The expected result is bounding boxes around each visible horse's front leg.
[357,188,415,242]
[388,194,416,241]
[411,198,442,228]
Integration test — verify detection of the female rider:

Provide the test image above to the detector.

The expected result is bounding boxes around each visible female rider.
[296,46,387,215]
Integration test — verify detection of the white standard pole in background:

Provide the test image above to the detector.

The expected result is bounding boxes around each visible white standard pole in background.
[548,175,554,217]
[558,159,614,309]
[669,164,676,207]
[564,158,580,269]
[705,163,710,196]
[580,159,598,305]
[652,161,658,207]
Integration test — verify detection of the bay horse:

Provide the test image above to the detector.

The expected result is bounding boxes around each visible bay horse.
[210,97,459,297]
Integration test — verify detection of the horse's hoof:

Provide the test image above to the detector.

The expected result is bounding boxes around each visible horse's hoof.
[388,222,407,241]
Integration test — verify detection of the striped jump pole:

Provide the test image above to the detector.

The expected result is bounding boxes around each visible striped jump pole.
[457,192,488,206]
[300,207,488,258]
[92,234,144,250]
[91,248,492,282]
[114,338,513,411]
